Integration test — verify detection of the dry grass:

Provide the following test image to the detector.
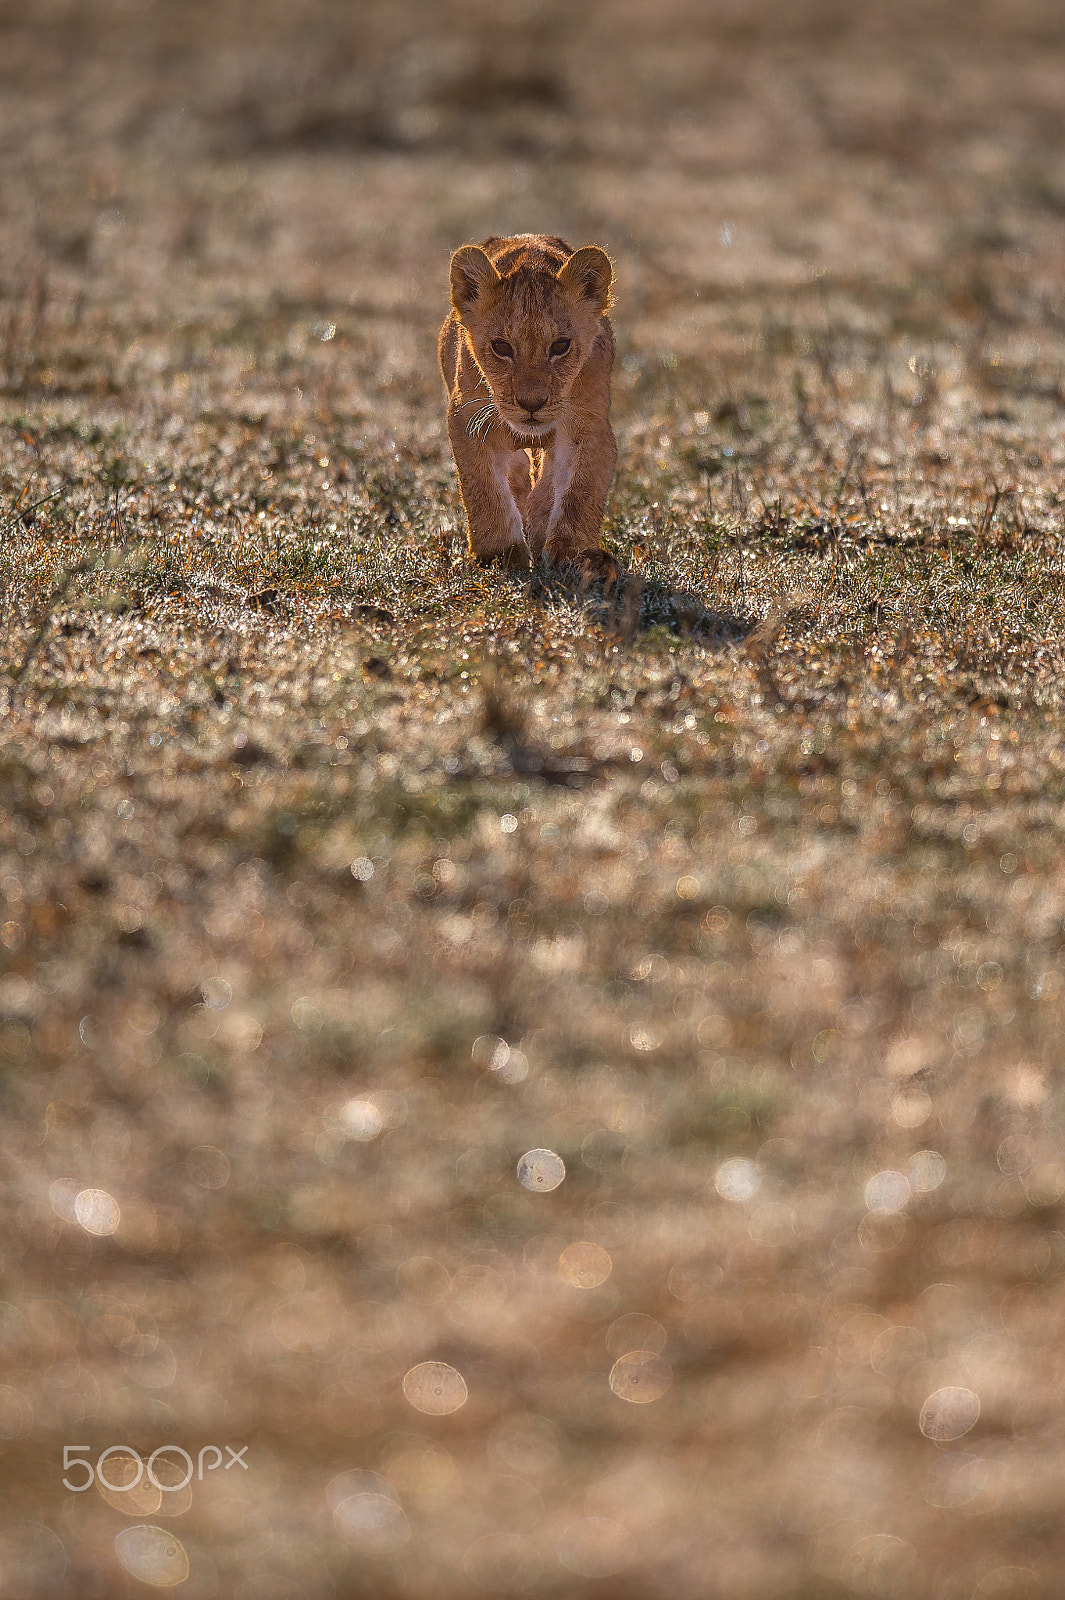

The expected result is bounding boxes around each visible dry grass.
[3,2,1065,1596]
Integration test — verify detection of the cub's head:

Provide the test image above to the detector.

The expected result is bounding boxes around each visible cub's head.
[449,242,613,440]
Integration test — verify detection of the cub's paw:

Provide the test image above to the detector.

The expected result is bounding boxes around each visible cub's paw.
[474,541,532,573]
[553,548,622,589]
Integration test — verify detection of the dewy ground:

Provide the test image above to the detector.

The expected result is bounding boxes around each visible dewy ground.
[2,1,1065,1596]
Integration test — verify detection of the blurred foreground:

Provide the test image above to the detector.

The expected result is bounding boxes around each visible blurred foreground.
[2,1,1065,1596]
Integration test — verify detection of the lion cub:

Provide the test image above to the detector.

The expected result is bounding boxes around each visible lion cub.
[439,233,618,579]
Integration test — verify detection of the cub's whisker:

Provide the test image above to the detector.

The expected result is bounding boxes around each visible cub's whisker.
[467,403,497,439]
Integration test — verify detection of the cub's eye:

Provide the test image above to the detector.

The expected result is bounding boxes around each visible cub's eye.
[549,337,572,358]
[490,339,514,359]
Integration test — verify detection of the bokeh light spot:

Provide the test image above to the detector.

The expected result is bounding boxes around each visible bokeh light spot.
[1025,1162,1065,1206]
[114,1525,189,1587]
[449,1264,509,1317]
[842,1533,918,1596]
[919,1385,980,1441]
[403,1361,468,1415]
[74,1188,120,1236]
[185,1145,230,1188]
[557,1516,636,1578]
[858,1210,908,1251]
[473,1033,508,1067]
[925,1451,988,1508]
[864,1170,911,1214]
[996,1133,1031,1175]
[473,1034,529,1083]
[606,1313,666,1357]
[340,1098,384,1141]
[516,1149,565,1192]
[463,1531,541,1592]
[333,1492,410,1553]
[272,1295,335,1353]
[715,1158,761,1202]
[48,1180,81,1224]
[609,1350,672,1403]
[396,1255,451,1302]
[326,1469,395,1511]
[748,1200,795,1243]
[383,1440,461,1508]
[892,1088,932,1128]
[291,996,324,1032]
[200,975,232,1010]
[870,1323,927,1377]
[492,1048,529,1084]
[972,1568,1043,1600]
[559,1241,613,1288]
[909,1150,947,1193]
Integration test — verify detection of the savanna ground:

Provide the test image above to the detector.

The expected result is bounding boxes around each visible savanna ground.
[2,1,1065,1596]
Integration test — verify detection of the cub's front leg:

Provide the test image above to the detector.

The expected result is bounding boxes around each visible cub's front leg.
[523,420,618,569]
[447,408,532,570]
[522,325,618,576]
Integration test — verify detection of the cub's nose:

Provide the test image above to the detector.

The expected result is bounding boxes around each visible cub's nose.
[516,390,549,417]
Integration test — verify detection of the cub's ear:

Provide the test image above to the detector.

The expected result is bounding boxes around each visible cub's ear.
[557,245,613,312]
[450,246,501,314]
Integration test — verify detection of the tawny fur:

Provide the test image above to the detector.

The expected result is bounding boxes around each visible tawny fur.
[438,233,619,578]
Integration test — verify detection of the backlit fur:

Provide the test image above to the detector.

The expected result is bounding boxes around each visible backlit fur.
[438,233,619,577]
